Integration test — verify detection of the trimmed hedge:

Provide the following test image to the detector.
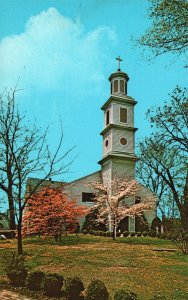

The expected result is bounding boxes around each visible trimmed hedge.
[4,252,28,287]
[85,279,109,300]
[148,230,156,238]
[123,231,129,237]
[26,271,45,291]
[42,273,64,297]
[130,232,135,237]
[142,231,148,237]
[64,276,84,300]
[136,232,142,237]
[0,230,16,239]
[114,289,137,300]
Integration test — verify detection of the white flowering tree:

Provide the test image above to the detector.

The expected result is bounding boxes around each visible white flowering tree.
[87,177,155,239]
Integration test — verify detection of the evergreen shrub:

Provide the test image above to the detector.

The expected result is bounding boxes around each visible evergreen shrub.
[4,251,28,287]
[114,289,137,300]
[148,230,156,238]
[116,231,121,237]
[166,232,172,240]
[130,232,135,237]
[83,230,87,235]
[142,231,148,237]
[160,233,166,239]
[64,276,84,300]
[136,232,141,237]
[42,273,64,297]
[85,279,109,300]
[156,232,161,238]
[26,271,45,291]
[123,231,129,237]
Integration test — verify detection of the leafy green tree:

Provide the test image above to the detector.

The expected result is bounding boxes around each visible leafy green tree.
[138,0,188,61]
[137,87,188,229]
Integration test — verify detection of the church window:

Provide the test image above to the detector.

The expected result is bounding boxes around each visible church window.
[120,80,125,93]
[105,139,109,147]
[106,110,110,126]
[135,196,141,204]
[82,192,95,202]
[120,107,127,123]
[120,137,127,146]
[114,80,118,93]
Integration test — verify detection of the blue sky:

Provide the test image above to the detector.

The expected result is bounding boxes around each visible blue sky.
[0,0,187,187]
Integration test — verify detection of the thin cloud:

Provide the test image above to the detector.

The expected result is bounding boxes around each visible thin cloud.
[0,7,116,93]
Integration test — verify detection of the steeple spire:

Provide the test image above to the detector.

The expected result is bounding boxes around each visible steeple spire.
[116,56,122,71]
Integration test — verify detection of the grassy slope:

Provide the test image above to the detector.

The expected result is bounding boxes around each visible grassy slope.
[0,235,188,300]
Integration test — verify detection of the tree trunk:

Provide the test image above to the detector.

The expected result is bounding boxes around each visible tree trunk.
[180,207,188,231]
[112,216,116,240]
[181,171,188,231]
[17,215,23,255]
[8,193,16,230]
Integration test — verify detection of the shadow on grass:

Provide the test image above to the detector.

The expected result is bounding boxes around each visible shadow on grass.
[23,234,108,246]
[115,236,173,247]
[23,234,174,248]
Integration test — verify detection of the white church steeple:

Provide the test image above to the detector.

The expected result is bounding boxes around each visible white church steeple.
[99,57,138,183]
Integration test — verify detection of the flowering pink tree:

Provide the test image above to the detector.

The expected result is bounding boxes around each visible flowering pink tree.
[22,186,87,241]
[88,177,155,239]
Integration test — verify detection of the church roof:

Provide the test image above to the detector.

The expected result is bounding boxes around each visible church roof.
[100,124,138,136]
[109,70,129,81]
[101,95,137,111]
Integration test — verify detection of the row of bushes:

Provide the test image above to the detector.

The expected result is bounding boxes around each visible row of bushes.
[83,229,188,240]
[0,230,16,239]
[7,269,167,300]
[83,229,159,238]
[4,252,168,300]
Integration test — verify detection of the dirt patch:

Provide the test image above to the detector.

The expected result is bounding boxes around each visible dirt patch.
[104,265,136,272]
[0,289,35,300]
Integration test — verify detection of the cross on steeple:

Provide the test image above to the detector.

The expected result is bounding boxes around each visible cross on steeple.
[116,56,122,71]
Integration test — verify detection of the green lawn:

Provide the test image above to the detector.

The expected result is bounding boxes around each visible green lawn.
[0,235,188,300]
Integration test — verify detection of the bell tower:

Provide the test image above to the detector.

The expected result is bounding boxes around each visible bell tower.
[98,57,138,184]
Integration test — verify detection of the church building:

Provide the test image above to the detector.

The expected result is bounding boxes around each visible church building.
[27,57,156,232]
[63,57,156,232]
